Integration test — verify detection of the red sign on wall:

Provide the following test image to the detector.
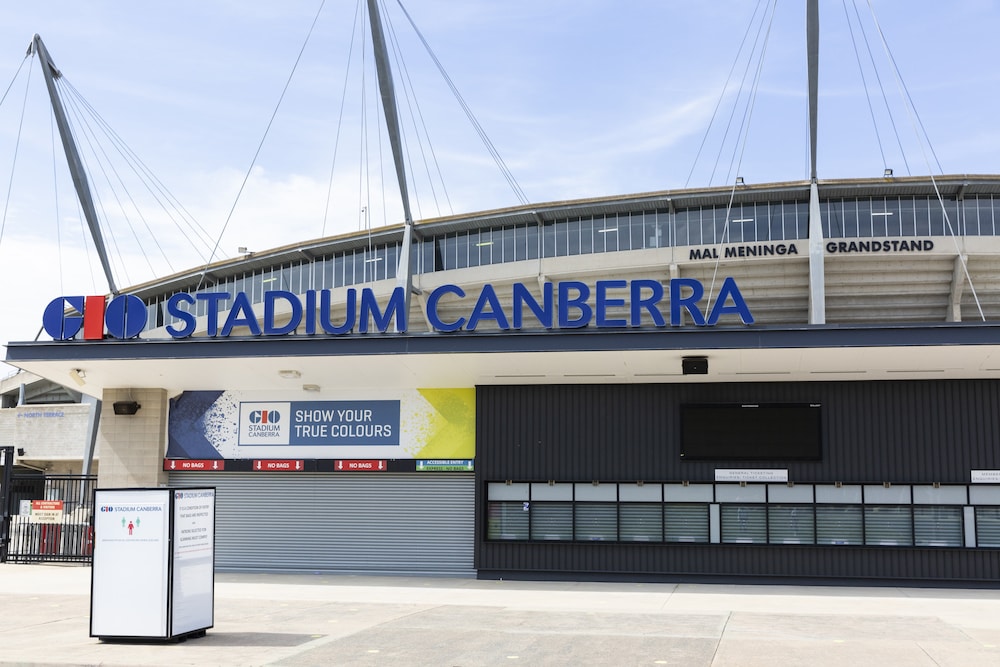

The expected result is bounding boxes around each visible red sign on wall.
[334,459,386,471]
[163,459,225,471]
[253,459,304,471]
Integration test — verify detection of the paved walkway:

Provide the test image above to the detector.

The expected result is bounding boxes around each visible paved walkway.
[2,563,1000,665]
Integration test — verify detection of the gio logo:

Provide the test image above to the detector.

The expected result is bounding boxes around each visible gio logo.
[43,295,146,340]
[249,410,281,425]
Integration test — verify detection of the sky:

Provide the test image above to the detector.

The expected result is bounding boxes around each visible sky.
[1,0,999,373]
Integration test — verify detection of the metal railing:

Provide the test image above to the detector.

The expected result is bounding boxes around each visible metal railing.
[1,473,96,564]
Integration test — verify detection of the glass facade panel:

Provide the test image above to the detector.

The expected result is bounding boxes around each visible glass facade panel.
[914,197,931,236]
[721,505,767,544]
[487,501,529,540]
[501,226,516,263]
[674,209,692,247]
[619,503,663,542]
[897,197,916,236]
[815,505,863,545]
[864,506,913,546]
[825,200,845,238]
[385,244,399,280]
[479,483,1000,551]
[846,198,861,236]
[541,222,556,258]
[975,507,1000,547]
[712,207,729,245]
[977,197,995,235]
[574,503,617,541]
[964,198,981,235]
[583,217,596,254]
[913,506,963,547]
[454,233,470,270]
[871,198,891,237]
[525,223,539,260]
[789,201,808,239]
[664,503,709,543]
[530,502,573,541]
[554,220,569,257]
[768,505,815,544]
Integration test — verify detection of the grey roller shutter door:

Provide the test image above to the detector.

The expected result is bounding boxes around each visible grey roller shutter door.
[169,472,474,576]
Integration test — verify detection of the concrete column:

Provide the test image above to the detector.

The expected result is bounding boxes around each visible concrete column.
[96,388,168,488]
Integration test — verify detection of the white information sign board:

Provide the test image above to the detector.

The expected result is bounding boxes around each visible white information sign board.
[971,470,1000,484]
[90,487,215,640]
[91,489,171,638]
[171,489,216,635]
[715,469,789,483]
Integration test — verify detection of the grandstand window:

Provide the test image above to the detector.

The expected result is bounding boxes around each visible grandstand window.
[568,217,582,256]
[674,209,691,247]
[580,216,592,255]
[555,219,569,257]
[525,222,540,260]
[870,198,889,236]
[349,251,363,285]
[897,197,915,236]
[386,244,399,280]
[914,197,931,236]
[501,226,516,263]
[825,199,845,238]
[622,212,636,249]
[711,206,729,244]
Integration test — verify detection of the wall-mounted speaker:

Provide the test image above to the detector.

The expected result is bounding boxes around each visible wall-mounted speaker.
[113,401,141,415]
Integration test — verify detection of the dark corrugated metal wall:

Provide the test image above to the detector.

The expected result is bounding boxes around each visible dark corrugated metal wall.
[477,380,1000,483]
[475,380,1000,582]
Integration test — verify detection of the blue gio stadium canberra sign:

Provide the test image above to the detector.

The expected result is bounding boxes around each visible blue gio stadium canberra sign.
[42,277,753,340]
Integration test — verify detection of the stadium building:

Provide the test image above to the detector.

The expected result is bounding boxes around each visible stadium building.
[4,3,1000,582]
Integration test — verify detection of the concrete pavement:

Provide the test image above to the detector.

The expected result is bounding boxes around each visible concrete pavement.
[2,563,1000,665]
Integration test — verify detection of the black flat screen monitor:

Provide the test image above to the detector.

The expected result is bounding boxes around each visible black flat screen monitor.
[680,403,821,460]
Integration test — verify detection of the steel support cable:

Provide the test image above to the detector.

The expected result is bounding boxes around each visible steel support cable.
[383,0,448,217]
[75,198,99,294]
[725,16,773,188]
[842,0,887,170]
[850,0,909,175]
[389,15,452,216]
[58,78,133,285]
[708,0,774,186]
[865,0,984,321]
[684,0,768,188]
[0,54,30,110]
[864,0,942,174]
[59,79,171,275]
[707,0,777,311]
[60,77,146,280]
[322,0,364,238]
[196,0,327,291]
[0,54,33,248]
[395,0,528,206]
[63,79,218,260]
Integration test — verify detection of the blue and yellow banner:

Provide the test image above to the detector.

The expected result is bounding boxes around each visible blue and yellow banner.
[167,388,475,460]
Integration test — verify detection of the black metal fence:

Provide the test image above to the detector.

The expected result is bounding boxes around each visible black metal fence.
[1,473,97,564]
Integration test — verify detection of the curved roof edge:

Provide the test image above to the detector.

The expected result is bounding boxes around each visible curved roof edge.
[121,173,1000,301]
